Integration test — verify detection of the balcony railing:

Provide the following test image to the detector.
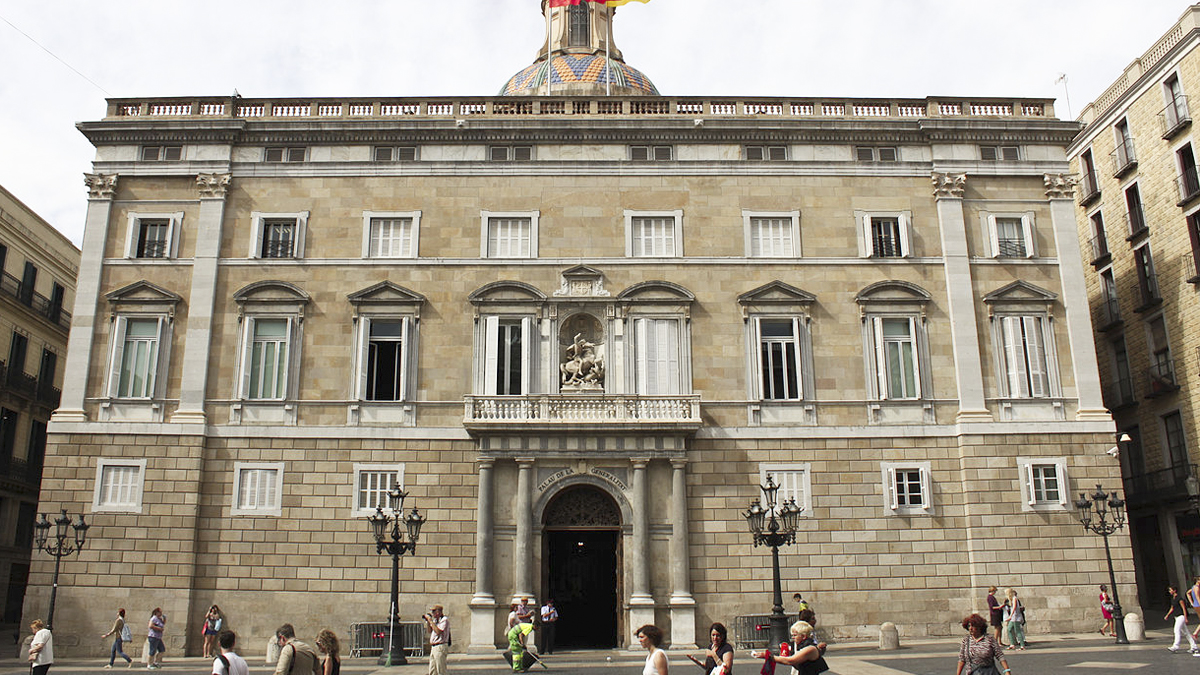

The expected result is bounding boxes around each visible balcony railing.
[1111,141,1138,177]
[0,272,71,331]
[464,394,702,433]
[1122,209,1147,238]
[1089,234,1110,264]
[1079,171,1101,205]
[1124,463,1197,508]
[0,456,41,489]
[1161,96,1192,138]
[1179,166,1200,204]
[1148,358,1179,397]
[1137,268,1161,308]
[1097,295,1122,328]
[1104,372,1135,409]
[0,360,60,408]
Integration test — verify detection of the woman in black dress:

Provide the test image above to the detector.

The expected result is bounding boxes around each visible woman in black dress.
[686,623,733,674]
[315,629,340,675]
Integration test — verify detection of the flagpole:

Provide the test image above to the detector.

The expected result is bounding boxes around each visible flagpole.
[606,4,612,96]
[545,1,552,96]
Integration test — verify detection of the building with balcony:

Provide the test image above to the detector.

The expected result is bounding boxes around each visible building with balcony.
[0,184,77,639]
[33,0,1127,655]
[1069,3,1200,609]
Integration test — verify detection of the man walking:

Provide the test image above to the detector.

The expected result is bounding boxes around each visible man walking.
[212,631,248,675]
[272,624,319,675]
[539,599,558,655]
[423,605,450,675]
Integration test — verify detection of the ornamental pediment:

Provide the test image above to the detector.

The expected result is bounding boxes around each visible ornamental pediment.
[348,281,427,305]
[105,280,182,306]
[468,281,548,305]
[233,280,310,305]
[855,280,931,305]
[738,280,817,306]
[554,265,610,297]
[982,280,1057,304]
[616,281,695,303]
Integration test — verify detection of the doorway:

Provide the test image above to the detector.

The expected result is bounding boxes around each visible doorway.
[542,485,621,649]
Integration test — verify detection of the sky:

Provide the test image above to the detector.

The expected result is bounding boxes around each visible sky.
[0,0,1193,247]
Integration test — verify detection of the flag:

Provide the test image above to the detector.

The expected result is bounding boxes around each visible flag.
[606,0,652,6]
[547,0,608,6]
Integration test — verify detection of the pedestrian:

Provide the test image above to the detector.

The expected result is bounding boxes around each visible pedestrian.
[100,608,134,668]
[506,616,540,673]
[753,620,827,674]
[1098,585,1115,637]
[272,624,320,675]
[955,613,1012,675]
[28,619,53,675]
[146,608,166,670]
[1002,588,1026,650]
[987,586,1005,646]
[314,629,340,675]
[515,597,535,623]
[686,622,733,675]
[423,605,450,675]
[212,631,248,675]
[1189,577,1200,639]
[1165,585,1200,654]
[636,624,668,675]
[507,603,521,629]
[538,598,558,655]
[202,605,224,659]
[792,592,810,613]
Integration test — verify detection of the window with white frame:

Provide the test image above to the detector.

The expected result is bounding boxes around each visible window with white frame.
[745,212,800,258]
[481,211,538,259]
[626,210,683,258]
[997,315,1051,398]
[980,145,1019,161]
[489,146,533,161]
[745,146,787,161]
[265,147,306,163]
[240,317,293,400]
[232,462,284,516]
[357,317,411,401]
[250,212,308,259]
[92,458,147,513]
[482,315,533,395]
[125,212,182,259]
[881,461,931,515]
[108,316,168,399]
[1016,457,1068,510]
[856,211,911,258]
[870,316,921,400]
[633,317,682,395]
[630,145,672,161]
[354,464,406,513]
[983,213,1035,258]
[373,146,417,162]
[141,145,182,162]
[755,318,802,400]
[758,464,812,517]
[363,212,420,259]
[857,147,897,162]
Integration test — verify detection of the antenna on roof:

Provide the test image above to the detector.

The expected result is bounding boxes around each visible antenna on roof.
[1055,73,1072,119]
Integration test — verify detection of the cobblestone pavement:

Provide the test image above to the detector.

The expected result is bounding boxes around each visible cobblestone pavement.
[13,631,1194,675]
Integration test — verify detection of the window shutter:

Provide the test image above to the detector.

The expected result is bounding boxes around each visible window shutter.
[399,317,411,402]
[653,146,672,161]
[987,215,1000,258]
[1001,146,1019,161]
[768,146,787,161]
[1001,317,1026,397]
[294,217,306,258]
[856,147,875,161]
[520,316,533,395]
[357,318,371,400]
[513,146,533,161]
[908,317,922,398]
[746,146,764,161]
[240,319,255,398]
[1025,462,1037,506]
[1055,464,1068,506]
[635,318,649,393]
[981,146,998,161]
[1024,317,1048,397]
[1021,215,1035,258]
[397,147,417,161]
[752,317,765,399]
[872,317,888,398]
[483,316,499,395]
[125,218,139,258]
[898,213,912,257]
[918,466,929,510]
[887,468,899,510]
[878,147,897,162]
[791,317,803,399]
[631,146,648,161]
[108,317,129,397]
[150,316,167,398]
[490,147,509,161]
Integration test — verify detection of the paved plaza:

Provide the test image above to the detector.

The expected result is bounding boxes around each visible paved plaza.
[18,629,1200,675]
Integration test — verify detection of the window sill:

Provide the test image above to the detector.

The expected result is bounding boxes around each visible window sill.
[1108,398,1138,412]
[1078,188,1101,208]
[1090,252,1112,268]
[1163,117,1192,141]
[1097,317,1124,333]
[1125,225,1149,242]
[1113,160,1138,180]
[1188,274,1200,285]
[1133,298,1163,314]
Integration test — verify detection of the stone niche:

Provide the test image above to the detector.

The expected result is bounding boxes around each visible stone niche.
[558,312,605,393]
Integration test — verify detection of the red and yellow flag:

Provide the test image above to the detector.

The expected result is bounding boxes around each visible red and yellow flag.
[605,0,652,6]
[547,0,608,6]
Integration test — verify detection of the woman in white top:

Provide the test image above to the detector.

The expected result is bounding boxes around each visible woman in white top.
[636,625,668,675]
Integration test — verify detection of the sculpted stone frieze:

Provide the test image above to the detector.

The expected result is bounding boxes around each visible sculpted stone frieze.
[83,173,118,199]
[1043,173,1078,199]
[196,172,232,199]
[931,172,966,199]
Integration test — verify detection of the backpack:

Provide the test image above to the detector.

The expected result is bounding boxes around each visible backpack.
[120,622,132,643]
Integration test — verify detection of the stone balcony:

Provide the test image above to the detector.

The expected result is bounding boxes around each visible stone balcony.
[463,394,702,435]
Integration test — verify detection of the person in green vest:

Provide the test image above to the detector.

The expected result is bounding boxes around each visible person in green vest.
[505,616,541,672]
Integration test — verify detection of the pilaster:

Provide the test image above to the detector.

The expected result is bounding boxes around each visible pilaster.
[668,459,697,648]
[513,458,536,601]
[469,458,498,652]
[628,458,654,640]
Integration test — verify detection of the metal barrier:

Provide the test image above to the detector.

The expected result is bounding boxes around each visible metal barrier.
[732,614,799,650]
[349,622,426,658]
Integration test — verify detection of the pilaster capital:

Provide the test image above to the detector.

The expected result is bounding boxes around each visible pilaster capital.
[670,458,688,470]
[83,173,118,199]
[1043,173,1079,200]
[631,458,650,470]
[516,457,536,469]
[477,457,496,471]
[196,172,232,199]
[931,172,966,199]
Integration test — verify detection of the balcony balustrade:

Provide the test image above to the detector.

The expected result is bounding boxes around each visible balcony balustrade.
[1122,209,1147,238]
[0,272,71,331]
[1111,141,1137,177]
[1124,463,1197,508]
[464,394,702,434]
[0,360,60,408]
[1079,171,1101,205]
[1161,96,1192,138]
[1097,295,1122,328]
[1148,358,1179,397]
[1178,166,1200,204]
[1089,234,1110,265]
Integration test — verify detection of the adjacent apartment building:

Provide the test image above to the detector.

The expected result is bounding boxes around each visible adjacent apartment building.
[1070,3,1200,609]
[0,184,77,640]
[32,0,1129,654]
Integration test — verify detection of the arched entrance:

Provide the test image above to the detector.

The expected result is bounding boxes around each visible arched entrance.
[542,485,621,649]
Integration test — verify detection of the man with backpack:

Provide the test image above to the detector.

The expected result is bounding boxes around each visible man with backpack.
[272,625,319,675]
[212,631,248,675]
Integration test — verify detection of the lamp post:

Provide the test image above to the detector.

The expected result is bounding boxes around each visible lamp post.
[1074,484,1128,645]
[366,485,426,666]
[32,508,89,630]
[742,474,803,653]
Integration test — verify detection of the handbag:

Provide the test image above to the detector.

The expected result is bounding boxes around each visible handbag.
[120,623,132,643]
[968,665,1002,675]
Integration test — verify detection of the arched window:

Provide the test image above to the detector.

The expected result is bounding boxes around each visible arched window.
[568,4,590,47]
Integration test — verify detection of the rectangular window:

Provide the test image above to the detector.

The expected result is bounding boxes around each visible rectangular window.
[990,216,1034,257]
[112,317,161,399]
[232,463,284,516]
[1134,244,1160,307]
[246,318,290,400]
[136,219,170,258]
[1099,268,1120,325]
[482,318,529,396]
[630,146,672,161]
[757,318,800,400]
[1080,149,1099,201]
[1113,120,1136,173]
[1189,212,1200,279]
[1165,74,1190,132]
[882,462,931,514]
[7,332,27,378]
[265,147,306,162]
[19,262,36,306]
[363,319,407,401]
[981,145,1019,161]
[999,316,1049,398]
[0,409,16,460]
[872,317,919,400]
[1179,144,1200,202]
[1089,211,1108,262]
[373,147,417,162]
[250,212,307,259]
[1148,316,1175,390]
[745,146,787,161]
[630,216,679,257]
[367,217,416,258]
[747,215,798,258]
[1125,184,1146,236]
[870,217,906,257]
[92,459,147,513]
[634,318,681,395]
[141,146,182,161]
[487,218,532,258]
[568,3,590,47]
[1165,411,1188,470]
[1111,338,1134,405]
[354,464,405,513]
[758,464,812,516]
[489,146,533,161]
[1017,457,1068,510]
[857,147,897,162]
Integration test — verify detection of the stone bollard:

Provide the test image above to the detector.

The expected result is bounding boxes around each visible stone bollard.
[879,622,900,650]
[266,636,281,665]
[1124,613,1145,641]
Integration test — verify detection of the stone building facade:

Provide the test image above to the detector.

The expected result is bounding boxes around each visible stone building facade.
[0,184,78,639]
[34,0,1130,655]
[1070,3,1200,609]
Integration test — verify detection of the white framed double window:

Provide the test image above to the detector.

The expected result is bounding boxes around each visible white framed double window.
[107,316,169,400]
[996,315,1052,398]
[125,212,183,259]
[625,210,683,258]
[232,462,284,516]
[356,316,413,401]
[758,464,812,517]
[881,461,931,515]
[354,464,406,514]
[981,213,1035,258]
[481,211,538,259]
[1016,457,1068,511]
[856,211,912,258]
[92,458,147,513]
[753,317,803,401]
[633,317,683,395]
[482,315,534,395]
[869,316,922,400]
[363,211,420,259]
[744,211,800,258]
[250,212,308,259]
[239,317,296,400]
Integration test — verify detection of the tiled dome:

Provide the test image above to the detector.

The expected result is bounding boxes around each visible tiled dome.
[500,53,659,96]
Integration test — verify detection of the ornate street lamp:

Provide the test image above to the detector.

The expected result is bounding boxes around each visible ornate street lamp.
[743,475,803,652]
[366,485,426,666]
[1075,484,1128,645]
[32,508,89,630]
